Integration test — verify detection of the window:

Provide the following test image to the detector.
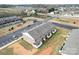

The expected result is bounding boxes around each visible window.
[52,29,57,33]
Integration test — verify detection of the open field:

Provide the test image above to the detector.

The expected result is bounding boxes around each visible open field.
[0,8,25,17]
[53,18,79,26]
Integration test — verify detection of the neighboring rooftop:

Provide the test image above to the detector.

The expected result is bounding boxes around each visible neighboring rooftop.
[61,29,79,55]
[0,16,23,26]
[23,21,42,31]
[24,22,53,42]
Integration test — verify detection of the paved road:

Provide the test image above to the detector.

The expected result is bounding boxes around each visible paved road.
[47,14,79,30]
[52,22,79,30]
[0,21,42,48]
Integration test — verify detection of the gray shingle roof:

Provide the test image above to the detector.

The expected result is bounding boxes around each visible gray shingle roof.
[62,29,79,55]
[23,21,42,31]
[25,22,53,43]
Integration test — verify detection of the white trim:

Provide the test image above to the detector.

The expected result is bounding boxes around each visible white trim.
[59,50,68,55]
[46,33,52,38]
[32,42,42,48]
[66,38,68,41]
[27,22,46,32]
[22,32,35,43]
[52,29,57,33]
[43,38,46,41]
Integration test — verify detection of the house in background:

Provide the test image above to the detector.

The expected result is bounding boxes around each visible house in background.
[24,9,36,16]
[59,29,79,55]
[22,22,57,48]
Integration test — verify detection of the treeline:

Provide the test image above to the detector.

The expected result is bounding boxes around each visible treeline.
[0,4,15,8]
[0,8,26,18]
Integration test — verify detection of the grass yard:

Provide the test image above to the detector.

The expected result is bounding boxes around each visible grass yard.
[53,18,74,23]
[19,39,33,50]
[53,18,79,26]
[0,47,13,55]
[0,8,24,17]
[35,27,69,55]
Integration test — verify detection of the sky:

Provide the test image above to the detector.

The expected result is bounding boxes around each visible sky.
[0,0,79,5]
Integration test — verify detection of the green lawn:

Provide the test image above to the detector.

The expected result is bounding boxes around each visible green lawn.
[0,47,13,55]
[53,18,75,24]
[35,27,69,54]
[19,39,33,50]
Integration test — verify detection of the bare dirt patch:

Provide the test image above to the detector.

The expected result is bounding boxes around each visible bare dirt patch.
[37,47,53,55]
[9,42,38,55]
[9,43,29,55]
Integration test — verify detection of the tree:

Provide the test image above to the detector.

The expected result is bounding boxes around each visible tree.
[73,21,76,24]
[34,10,38,15]
[48,8,55,13]
[11,27,14,30]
